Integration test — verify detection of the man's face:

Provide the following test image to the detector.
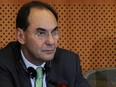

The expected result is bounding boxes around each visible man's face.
[17,8,59,65]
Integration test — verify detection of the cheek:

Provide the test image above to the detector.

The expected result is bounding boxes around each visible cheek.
[26,41,43,56]
[25,36,43,50]
[30,40,44,50]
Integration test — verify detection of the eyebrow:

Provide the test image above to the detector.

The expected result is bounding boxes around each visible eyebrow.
[52,26,58,31]
[36,26,58,32]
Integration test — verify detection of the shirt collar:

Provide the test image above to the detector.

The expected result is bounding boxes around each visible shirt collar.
[21,50,45,70]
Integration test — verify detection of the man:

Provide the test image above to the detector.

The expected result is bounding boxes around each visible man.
[0,1,90,87]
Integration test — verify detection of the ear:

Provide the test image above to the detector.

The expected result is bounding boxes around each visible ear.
[16,28,25,45]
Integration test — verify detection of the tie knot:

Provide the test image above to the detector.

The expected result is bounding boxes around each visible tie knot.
[36,67,42,72]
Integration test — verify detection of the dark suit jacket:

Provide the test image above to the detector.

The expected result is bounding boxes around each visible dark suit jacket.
[0,41,90,87]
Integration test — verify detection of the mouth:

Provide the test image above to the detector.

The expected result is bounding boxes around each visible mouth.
[42,50,55,54]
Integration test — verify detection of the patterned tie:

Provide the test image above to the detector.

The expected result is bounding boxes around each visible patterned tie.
[35,67,43,87]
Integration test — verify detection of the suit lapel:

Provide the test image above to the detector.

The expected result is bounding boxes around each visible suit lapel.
[12,42,32,87]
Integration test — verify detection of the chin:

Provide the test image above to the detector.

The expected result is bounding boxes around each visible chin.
[44,55,54,61]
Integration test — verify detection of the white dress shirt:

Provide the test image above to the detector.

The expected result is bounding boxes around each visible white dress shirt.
[21,50,46,87]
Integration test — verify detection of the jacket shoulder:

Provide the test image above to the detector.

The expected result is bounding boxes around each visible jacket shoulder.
[0,41,21,63]
[55,47,80,61]
[56,48,77,54]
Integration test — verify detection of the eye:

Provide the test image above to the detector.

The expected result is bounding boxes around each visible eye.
[52,29,59,35]
[52,31,58,35]
[36,31,46,36]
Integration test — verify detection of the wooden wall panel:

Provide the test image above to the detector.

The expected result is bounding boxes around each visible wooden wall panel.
[0,0,116,74]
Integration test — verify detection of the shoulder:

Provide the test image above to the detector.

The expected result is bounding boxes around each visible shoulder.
[54,47,80,62]
[0,41,21,64]
[56,47,79,57]
[0,41,18,56]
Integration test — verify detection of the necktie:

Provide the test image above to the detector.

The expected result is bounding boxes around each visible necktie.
[35,67,43,87]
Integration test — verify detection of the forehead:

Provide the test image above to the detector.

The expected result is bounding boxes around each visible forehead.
[28,8,58,31]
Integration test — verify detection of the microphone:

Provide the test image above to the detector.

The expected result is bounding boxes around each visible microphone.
[49,80,69,87]
[27,61,51,78]
[27,67,36,79]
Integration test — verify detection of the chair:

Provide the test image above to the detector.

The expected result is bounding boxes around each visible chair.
[84,68,116,87]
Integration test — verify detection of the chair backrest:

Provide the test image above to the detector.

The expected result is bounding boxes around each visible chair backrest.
[84,68,116,87]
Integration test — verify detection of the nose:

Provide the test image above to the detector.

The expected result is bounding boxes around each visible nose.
[45,34,55,45]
